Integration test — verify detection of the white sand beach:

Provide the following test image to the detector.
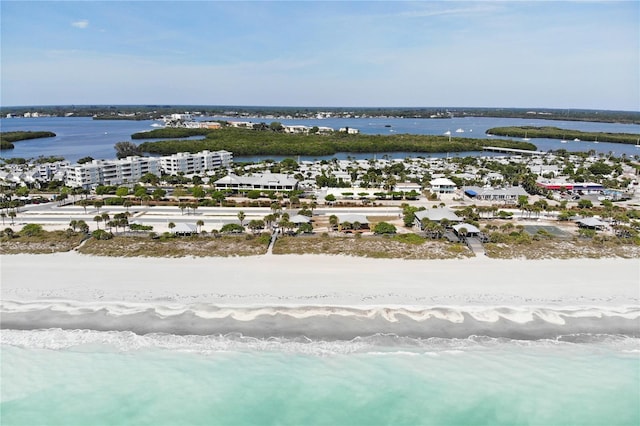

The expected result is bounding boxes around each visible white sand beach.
[2,253,638,307]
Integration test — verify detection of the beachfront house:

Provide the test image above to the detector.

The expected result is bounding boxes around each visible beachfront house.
[414,207,462,229]
[336,214,369,233]
[429,177,457,194]
[576,217,607,231]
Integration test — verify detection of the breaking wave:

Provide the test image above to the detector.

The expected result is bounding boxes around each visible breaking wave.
[2,301,639,340]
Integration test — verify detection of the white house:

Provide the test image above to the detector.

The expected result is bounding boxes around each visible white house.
[429,177,457,193]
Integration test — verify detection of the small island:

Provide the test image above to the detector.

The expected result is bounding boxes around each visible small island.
[486,126,640,145]
[134,125,537,157]
[0,131,56,150]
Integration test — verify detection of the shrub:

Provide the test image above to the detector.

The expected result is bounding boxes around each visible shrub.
[92,229,113,240]
[374,222,397,234]
[20,224,44,237]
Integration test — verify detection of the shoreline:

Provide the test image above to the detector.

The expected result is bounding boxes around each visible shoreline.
[2,252,638,307]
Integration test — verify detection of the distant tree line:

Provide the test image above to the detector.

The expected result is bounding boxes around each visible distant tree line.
[486,126,640,145]
[2,105,638,124]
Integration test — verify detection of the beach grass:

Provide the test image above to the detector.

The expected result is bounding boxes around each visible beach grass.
[0,230,86,254]
[272,234,474,259]
[484,238,640,259]
[77,234,269,257]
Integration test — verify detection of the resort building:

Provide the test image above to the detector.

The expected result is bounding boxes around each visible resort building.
[463,186,529,204]
[159,150,232,176]
[65,156,161,189]
[536,181,604,193]
[214,172,299,192]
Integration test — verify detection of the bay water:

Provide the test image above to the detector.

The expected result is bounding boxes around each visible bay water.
[2,116,639,163]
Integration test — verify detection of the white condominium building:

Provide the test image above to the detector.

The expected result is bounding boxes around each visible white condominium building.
[160,150,232,175]
[64,150,233,189]
[65,156,161,189]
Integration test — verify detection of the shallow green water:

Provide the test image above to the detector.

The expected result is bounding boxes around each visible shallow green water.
[2,333,639,426]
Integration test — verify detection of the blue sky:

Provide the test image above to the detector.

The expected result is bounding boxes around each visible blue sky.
[1,1,638,110]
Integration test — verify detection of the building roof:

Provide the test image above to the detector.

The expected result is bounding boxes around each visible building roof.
[415,207,462,222]
[464,186,528,197]
[577,217,606,227]
[430,177,456,186]
[452,223,481,234]
[336,214,369,224]
[172,223,198,234]
[214,172,297,187]
[289,214,312,224]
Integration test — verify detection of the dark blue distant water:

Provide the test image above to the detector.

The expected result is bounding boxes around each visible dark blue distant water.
[1,116,639,163]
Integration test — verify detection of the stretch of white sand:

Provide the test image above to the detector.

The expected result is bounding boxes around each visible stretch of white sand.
[1,253,638,307]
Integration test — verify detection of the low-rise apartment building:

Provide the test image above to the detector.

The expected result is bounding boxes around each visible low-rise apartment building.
[65,156,162,189]
[160,150,232,175]
[64,150,233,189]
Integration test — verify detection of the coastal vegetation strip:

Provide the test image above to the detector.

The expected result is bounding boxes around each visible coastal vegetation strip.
[486,126,640,144]
[0,131,56,150]
[136,127,537,156]
[2,227,639,259]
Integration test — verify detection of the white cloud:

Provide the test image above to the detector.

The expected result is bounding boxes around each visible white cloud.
[71,20,89,29]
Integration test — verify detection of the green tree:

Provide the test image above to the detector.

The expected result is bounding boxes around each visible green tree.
[152,188,166,200]
[329,215,339,230]
[114,141,142,159]
[577,199,593,209]
[77,156,94,164]
[237,211,246,226]
[192,186,206,198]
[248,219,265,234]
[134,186,148,199]
[115,187,129,197]
[94,215,103,229]
[221,223,245,233]
[374,222,397,234]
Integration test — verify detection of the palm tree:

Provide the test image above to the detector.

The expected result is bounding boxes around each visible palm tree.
[93,200,103,213]
[0,212,6,225]
[94,215,103,230]
[8,211,16,225]
[168,222,176,233]
[237,211,246,226]
[329,215,339,231]
[196,219,204,233]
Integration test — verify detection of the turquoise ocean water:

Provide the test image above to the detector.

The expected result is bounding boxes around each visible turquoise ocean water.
[1,330,639,426]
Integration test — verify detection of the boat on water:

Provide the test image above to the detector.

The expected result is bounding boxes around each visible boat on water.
[522,131,530,141]
[455,128,464,133]
[573,138,581,142]
[560,140,568,143]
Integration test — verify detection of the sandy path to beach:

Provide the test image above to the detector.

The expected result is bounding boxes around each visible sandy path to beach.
[2,253,638,307]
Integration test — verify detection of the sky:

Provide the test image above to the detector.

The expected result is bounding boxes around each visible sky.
[1,1,638,110]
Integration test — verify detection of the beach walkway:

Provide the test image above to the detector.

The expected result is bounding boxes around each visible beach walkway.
[466,237,485,256]
[266,229,279,255]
